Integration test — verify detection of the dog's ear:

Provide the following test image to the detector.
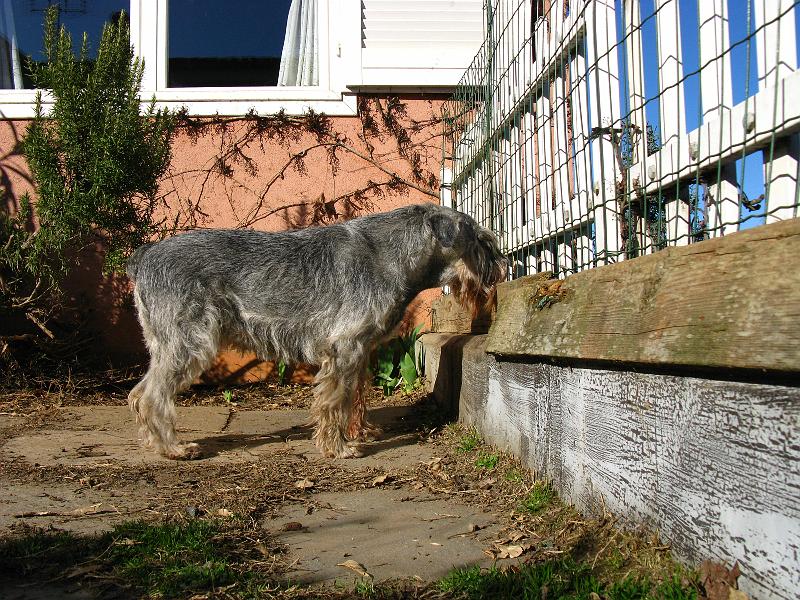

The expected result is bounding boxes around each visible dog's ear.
[428,212,459,248]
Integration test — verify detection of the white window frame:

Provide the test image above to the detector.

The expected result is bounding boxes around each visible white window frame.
[0,0,361,118]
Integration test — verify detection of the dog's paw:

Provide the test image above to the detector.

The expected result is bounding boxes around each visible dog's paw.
[164,442,202,460]
[358,424,384,442]
[336,443,364,459]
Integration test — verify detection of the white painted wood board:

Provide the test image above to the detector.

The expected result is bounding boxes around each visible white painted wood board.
[421,333,800,600]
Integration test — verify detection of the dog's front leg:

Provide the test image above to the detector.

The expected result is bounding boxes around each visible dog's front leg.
[347,378,383,442]
[311,352,364,458]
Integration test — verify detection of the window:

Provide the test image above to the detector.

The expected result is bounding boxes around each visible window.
[167,0,317,88]
[134,0,358,116]
[1,0,129,89]
[0,0,361,117]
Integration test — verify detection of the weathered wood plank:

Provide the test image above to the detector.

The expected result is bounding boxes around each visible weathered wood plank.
[430,294,493,334]
[420,332,800,600]
[485,359,800,600]
[487,219,800,372]
[430,272,552,334]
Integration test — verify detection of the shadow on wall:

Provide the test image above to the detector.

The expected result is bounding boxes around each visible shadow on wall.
[430,335,470,419]
[0,118,34,217]
[1,94,448,380]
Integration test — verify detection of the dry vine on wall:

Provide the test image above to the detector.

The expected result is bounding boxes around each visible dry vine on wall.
[160,96,445,233]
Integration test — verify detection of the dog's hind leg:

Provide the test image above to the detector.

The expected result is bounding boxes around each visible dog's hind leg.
[347,373,383,442]
[130,333,214,460]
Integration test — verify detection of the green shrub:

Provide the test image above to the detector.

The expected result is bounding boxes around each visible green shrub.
[1,6,178,335]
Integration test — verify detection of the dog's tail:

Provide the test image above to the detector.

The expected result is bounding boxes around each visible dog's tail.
[126,242,156,282]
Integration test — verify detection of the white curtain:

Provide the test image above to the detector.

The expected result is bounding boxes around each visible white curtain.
[278,0,318,86]
[0,0,23,89]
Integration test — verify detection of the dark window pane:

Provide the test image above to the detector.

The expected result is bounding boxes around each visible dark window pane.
[1,0,129,89]
[168,0,296,87]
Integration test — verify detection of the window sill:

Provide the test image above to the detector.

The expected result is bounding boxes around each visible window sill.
[0,89,359,118]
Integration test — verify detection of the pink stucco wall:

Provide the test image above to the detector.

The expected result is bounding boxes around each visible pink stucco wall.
[0,95,446,382]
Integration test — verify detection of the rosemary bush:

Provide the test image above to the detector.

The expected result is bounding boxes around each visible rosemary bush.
[1,7,178,335]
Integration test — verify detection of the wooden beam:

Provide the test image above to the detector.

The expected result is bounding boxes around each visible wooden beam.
[487,219,800,372]
[430,272,553,335]
[430,294,492,335]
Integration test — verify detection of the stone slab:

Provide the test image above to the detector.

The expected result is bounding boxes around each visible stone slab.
[2,406,432,468]
[272,487,506,585]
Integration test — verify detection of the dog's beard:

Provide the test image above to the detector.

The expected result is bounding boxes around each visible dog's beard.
[447,254,506,318]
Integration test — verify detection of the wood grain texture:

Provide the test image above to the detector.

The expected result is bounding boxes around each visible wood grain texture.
[487,219,800,372]
[429,271,552,334]
[430,295,493,334]
[420,333,800,600]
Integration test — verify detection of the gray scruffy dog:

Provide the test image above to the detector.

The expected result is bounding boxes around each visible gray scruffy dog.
[126,203,506,459]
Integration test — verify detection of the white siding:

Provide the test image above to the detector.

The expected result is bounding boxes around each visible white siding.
[358,0,484,88]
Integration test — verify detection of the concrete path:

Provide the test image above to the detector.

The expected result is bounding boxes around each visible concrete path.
[1,406,504,588]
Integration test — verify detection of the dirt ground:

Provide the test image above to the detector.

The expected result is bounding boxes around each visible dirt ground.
[0,375,739,599]
[0,379,535,596]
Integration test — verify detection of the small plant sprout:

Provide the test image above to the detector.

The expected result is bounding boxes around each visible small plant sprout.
[456,429,482,453]
[276,360,288,386]
[475,453,499,470]
[222,390,233,405]
[519,482,556,514]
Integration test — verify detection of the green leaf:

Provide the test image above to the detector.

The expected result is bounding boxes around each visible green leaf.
[381,378,399,396]
[399,351,418,391]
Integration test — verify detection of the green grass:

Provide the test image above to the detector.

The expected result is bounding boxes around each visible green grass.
[475,452,499,469]
[0,527,94,578]
[439,559,698,600]
[519,482,557,514]
[504,467,524,483]
[354,579,376,597]
[456,428,482,452]
[108,520,237,597]
[439,559,602,600]
[0,520,264,598]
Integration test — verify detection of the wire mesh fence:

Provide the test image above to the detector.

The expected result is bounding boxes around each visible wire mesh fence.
[442,0,800,279]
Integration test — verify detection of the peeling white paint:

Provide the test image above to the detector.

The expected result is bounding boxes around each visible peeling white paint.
[423,334,800,600]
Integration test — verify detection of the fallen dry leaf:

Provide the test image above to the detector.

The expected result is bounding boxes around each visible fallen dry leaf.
[65,563,102,579]
[496,544,525,559]
[700,560,744,600]
[372,474,389,486]
[216,508,233,518]
[281,521,304,532]
[73,503,103,515]
[115,538,139,546]
[295,478,315,490]
[337,559,372,579]
[424,457,443,471]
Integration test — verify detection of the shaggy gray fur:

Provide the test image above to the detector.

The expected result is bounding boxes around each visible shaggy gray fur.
[127,203,506,459]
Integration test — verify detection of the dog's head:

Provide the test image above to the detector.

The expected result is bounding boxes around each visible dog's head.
[427,207,507,317]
